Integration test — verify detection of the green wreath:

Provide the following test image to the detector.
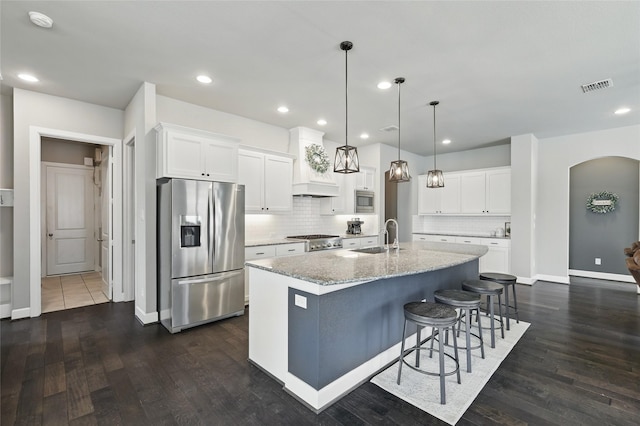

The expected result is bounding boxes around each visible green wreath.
[586,191,618,214]
[305,144,330,174]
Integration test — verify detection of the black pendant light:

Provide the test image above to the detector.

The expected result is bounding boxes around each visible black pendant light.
[426,100,444,188]
[389,77,411,183]
[334,41,360,174]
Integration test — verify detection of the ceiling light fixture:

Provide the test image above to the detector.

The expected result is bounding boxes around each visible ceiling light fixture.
[196,75,212,84]
[277,106,289,113]
[334,41,359,174]
[317,119,327,126]
[389,77,411,183]
[426,101,444,188]
[360,133,369,139]
[18,73,39,82]
[377,81,392,90]
[615,107,631,115]
[442,139,451,145]
[28,11,53,28]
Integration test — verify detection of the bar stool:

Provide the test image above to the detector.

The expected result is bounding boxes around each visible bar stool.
[462,279,504,348]
[480,272,519,330]
[397,301,461,405]
[433,289,485,373]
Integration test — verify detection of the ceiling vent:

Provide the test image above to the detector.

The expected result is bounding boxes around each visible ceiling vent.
[581,78,613,93]
[379,125,399,132]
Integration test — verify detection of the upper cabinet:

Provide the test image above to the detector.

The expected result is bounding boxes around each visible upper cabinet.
[156,123,239,182]
[460,168,511,214]
[320,173,348,215]
[418,167,510,216]
[238,148,293,213]
[355,167,375,191]
[417,173,461,214]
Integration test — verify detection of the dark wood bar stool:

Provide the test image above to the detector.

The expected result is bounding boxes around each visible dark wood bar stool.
[433,289,485,373]
[462,279,504,348]
[480,272,519,330]
[396,301,461,405]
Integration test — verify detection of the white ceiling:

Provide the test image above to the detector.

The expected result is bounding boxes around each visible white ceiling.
[2,1,639,156]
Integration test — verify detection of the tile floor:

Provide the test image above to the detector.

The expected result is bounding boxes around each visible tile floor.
[41,272,110,313]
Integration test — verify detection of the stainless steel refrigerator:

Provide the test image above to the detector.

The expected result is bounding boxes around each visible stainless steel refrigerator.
[157,178,245,333]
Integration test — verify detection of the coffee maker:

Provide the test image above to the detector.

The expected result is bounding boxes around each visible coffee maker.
[347,218,364,235]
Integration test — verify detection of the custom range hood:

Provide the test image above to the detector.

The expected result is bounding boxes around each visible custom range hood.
[289,127,339,197]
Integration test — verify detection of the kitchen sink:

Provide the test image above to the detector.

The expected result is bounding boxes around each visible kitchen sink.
[350,246,402,254]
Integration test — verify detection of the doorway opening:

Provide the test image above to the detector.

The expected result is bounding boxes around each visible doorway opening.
[40,138,113,312]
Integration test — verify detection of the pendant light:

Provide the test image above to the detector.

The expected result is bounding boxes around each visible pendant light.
[426,100,444,188]
[389,77,411,183]
[334,41,360,174]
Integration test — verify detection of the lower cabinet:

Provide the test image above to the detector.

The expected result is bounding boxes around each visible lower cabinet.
[342,235,379,249]
[244,242,305,303]
[412,234,511,274]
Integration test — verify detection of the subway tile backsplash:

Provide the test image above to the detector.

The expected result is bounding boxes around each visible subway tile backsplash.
[412,215,511,237]
[245,197,379,241]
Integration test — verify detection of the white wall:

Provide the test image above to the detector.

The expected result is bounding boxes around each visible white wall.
[12,89,123,313]
[1,94,14,278]
[532,125,640,281]
[423,144,511,173]
[156,95,290,153]
[124,82,157,323]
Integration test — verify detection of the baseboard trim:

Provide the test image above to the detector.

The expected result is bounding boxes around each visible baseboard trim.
[568,269,635,283]
[516,276,536,285]
[0,303,11,319]
[535,274,571,284]
[11,307,31,320]
[135,306,158,325]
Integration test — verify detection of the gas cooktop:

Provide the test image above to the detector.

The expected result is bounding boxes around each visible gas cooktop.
[286,234,343,252]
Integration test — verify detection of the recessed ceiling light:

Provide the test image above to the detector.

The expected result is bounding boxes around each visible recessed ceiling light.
[442,139,451,145]
[277,106,289,113]
[196,75,212,84]
[317,119,327,126]
[360,133,369,139]
[18,73,39,82]
[614,107,631,115]
[377,81,392,90]
[29,11,53,28]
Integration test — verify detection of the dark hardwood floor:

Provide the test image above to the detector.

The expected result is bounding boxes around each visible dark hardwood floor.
[2,278,639,425]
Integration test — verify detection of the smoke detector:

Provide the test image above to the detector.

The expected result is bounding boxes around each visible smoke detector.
[379,125,399,132]
[581,78,613,93]
[29,11,53,28]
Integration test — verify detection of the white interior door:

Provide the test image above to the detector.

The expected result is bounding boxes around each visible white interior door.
[100,148,112,299]
[46,165,95,275]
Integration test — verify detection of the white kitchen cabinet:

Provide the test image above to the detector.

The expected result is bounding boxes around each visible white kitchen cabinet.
[460,168,510,214]
[244,242,305,302]
[355,167,375,191]
[479,238,511,273]
[344,235,379,248]
[417,174,460,214]
[455,236,484,245]
[320,173,347,215]
[155,122,239,182]
[238,149,293,213]
[412,234,456,243]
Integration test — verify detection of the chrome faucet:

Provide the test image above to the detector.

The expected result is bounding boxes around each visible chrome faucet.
[384,218,400,251]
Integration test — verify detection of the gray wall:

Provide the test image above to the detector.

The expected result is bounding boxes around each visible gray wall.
[569,157,639,274]
[41,137,99,165]
[1,94,14,278]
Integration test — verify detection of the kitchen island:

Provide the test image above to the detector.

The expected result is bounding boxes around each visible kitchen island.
[246,241,487,412]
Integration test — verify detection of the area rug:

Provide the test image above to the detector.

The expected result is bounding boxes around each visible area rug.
[371,320,530,425]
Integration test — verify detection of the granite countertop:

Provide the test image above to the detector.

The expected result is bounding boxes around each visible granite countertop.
[246,234,379,247]
[246,241,487,286]
[413,232,510,240]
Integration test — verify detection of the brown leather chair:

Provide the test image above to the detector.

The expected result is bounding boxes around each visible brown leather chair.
[626,250,640,286]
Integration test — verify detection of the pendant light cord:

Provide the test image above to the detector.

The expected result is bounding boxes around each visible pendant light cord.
[432,103,437,170]
[345,45,349,149]
[398,81,401,160]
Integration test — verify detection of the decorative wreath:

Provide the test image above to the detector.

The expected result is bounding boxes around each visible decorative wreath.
[304,143,330,174]
[586,191,619,214]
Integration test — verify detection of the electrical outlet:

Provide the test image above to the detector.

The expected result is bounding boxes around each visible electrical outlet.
[595,258,601,265]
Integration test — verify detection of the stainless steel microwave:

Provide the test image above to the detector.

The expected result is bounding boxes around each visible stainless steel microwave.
[355,190,375,213]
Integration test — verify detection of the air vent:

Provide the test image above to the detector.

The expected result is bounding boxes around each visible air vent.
[581,78,613,93]
[379,125,399,132]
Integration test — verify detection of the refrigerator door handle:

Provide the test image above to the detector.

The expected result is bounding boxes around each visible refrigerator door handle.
[208,186,215,267]
[176,270,242,285]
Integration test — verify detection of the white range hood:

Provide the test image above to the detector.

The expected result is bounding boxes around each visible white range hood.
[289,127,339,197]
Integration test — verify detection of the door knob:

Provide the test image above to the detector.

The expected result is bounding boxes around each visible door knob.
[48,233,53,239]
